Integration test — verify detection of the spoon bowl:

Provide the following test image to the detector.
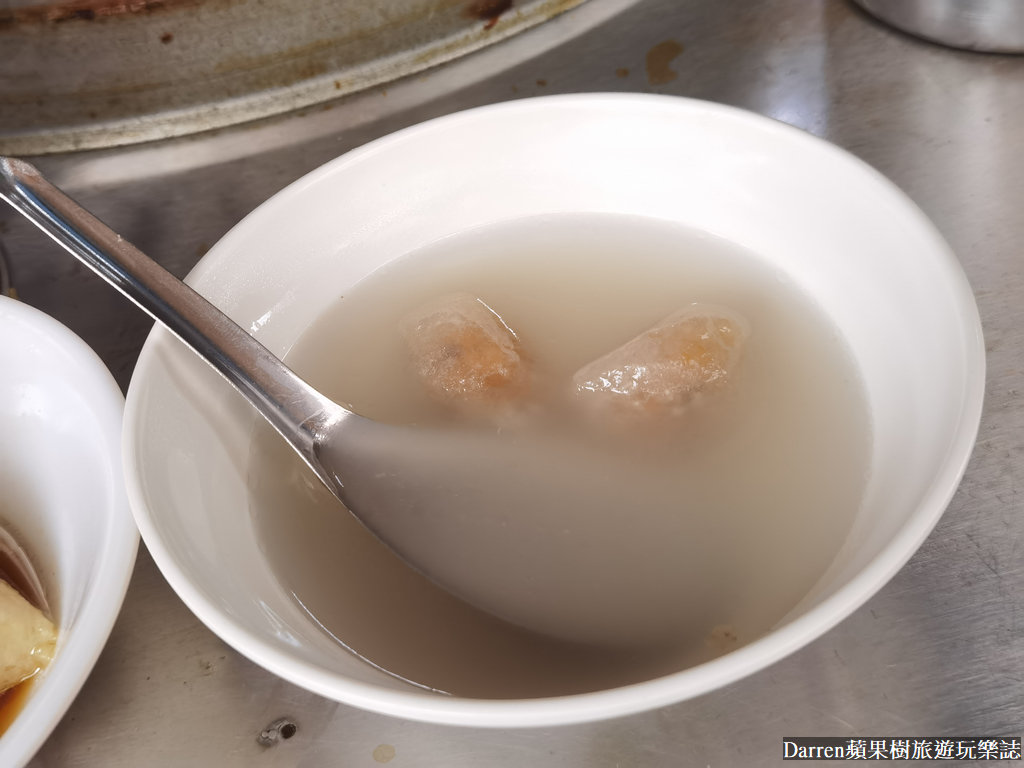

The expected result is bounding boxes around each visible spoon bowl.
[4,94,984,727]
[0,156,676,646]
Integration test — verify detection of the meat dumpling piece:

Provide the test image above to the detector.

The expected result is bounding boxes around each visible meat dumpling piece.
[573,304,748,418]
[402,293,529,417]
[0,579,56,693]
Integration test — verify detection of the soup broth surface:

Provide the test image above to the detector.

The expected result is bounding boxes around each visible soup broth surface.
[249,213,871,698]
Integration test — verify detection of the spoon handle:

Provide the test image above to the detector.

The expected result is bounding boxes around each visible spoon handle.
[0,157,345,463]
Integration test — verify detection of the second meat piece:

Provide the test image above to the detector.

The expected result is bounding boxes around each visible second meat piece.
[572,304,749,419]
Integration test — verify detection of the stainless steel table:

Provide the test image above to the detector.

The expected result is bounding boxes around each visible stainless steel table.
[4,0,1022,764]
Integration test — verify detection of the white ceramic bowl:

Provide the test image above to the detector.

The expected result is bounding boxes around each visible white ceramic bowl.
[124,94,984,727]
[0,296,138,766]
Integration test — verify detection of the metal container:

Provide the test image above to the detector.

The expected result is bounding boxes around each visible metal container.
[0,0,588,155]
[852,0,1024,53]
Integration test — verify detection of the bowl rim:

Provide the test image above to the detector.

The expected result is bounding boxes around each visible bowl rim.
[123,92,986,727]
[0,295,139,764]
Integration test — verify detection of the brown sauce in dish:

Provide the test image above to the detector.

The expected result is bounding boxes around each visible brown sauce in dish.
[0,546,49,735]
[0,682,35,736]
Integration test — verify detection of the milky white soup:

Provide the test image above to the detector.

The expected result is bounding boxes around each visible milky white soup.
[248,213,871,698]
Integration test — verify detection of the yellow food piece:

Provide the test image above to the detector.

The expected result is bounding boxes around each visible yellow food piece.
[402,292,528,411]
[573,304,748,417]
[0,579,56,693]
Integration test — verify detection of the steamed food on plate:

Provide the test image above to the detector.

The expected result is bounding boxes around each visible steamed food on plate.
[573,304,748,421]
[401,292,530,422]
[0,579,56,695]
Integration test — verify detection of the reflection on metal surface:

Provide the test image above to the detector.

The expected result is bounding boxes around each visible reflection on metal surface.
[0,0,589,154]
[749,2,830,136]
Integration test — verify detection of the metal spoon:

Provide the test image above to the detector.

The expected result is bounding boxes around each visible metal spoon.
[0,157,700,648]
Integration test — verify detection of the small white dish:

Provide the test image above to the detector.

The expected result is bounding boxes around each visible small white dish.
[0,296,138,766]
[124,93,984,727]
